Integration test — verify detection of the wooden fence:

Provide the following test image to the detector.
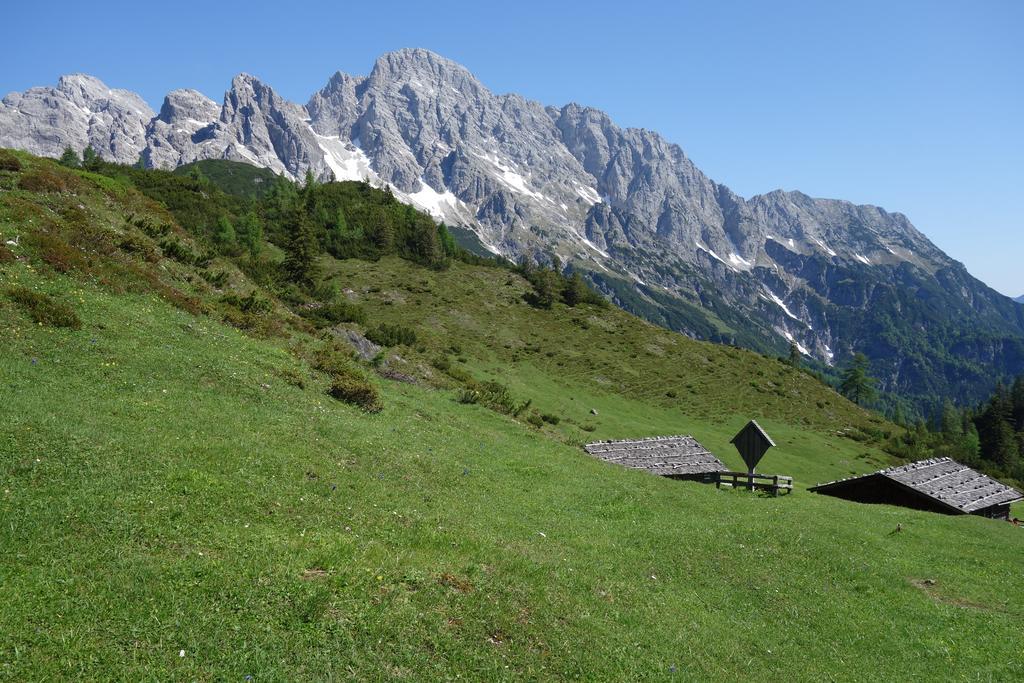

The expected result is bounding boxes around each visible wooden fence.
[715,471,793,496]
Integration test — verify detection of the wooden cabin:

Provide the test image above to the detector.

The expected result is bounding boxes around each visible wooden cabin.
[584,435,727,482]
[809,457,1023,520]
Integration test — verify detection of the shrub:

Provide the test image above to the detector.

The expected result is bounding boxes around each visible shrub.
[472,381,523,415]
[312,344,382,412]
[0,243,15,263]
[275,366,307,390]
[445,366,474,384]
[365,323,417,347]
[238,255,282,288]
[0,150,22,172]
[541,413,561,425]
[301,300,367,327]
[201,269,230,288]
[526,412,544,428]
[27,232,87,273]
[18,168,77,193]
[159,238,197,265]
[457,388,480,404]
[329,373,382,413]
[138,219,172,239]
[6,286,81,329]
[221,292,272,314]
[118,234,159,262]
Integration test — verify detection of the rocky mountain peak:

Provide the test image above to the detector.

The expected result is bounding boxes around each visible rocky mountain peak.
[370,48,475,83]
[156,89,218,124]
[0,73,153,164]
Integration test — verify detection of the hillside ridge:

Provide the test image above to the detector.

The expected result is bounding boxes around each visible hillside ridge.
[3,56,1023,413]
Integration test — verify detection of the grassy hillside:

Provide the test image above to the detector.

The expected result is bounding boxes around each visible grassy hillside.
[2,150,1022,680]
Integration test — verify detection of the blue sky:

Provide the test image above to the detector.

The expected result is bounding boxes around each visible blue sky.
[5,0,1022,296]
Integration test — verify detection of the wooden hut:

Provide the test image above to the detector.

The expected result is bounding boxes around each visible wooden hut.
[584,435,727,482]
[809,457,1023,520]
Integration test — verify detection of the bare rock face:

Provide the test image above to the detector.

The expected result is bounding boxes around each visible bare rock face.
[142,89,220,169]
[211,74,327,178]
[0,74,153,164]
[142,74,331,179]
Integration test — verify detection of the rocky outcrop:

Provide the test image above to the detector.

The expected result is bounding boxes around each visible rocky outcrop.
[142,89,220,169]
[0,74,153,164]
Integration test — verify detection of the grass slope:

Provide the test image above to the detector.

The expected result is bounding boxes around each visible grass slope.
[2,151,1023,679]
[319,256,896,482]
[3,268,1024,680]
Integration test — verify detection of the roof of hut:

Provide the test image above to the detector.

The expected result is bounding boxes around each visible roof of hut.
[809,457,1023,514]
[584,435,727,477]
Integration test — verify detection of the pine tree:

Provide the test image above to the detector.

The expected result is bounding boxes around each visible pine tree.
[839,353,877,406]
[940,399,963,436]
[529,268,560,309]
[437,223,457,257]
[974,383,1020,473]
[1011,375,1024,431]
[787,342,801,367]
[892,403,906,427]
[282,207,320,289]
[562,271,589,307]
[186,165,207,184]
[302,170,318,213]
[59,147,80,168]
[213,215,238,254]
[237,211,263,257]
[81,145,102,171]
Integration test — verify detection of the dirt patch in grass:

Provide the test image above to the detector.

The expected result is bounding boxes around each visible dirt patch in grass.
[438,573,473,593]
[301,568,329,581]
[909,578,999,612]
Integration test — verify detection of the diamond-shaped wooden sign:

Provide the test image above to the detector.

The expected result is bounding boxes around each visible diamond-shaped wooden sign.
[731,420,775,473]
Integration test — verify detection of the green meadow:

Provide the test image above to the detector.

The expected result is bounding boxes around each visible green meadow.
[1,151,1022,680]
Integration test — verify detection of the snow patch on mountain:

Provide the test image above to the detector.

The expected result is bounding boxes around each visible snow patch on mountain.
[695,241,726,265]
[728,253,753,269]
[405,180,463,220]
[575,185,602,205]
[782,330,810,355]
[312,129,377,183]
[763,288,800,322]
[472,151,544,200]
[812,238,838,258]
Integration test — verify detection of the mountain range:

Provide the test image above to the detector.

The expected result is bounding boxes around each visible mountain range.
[2,48,1022,412]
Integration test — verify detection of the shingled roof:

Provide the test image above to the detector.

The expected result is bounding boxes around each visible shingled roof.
[810,457,1023,515]
[584,435,727,478]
